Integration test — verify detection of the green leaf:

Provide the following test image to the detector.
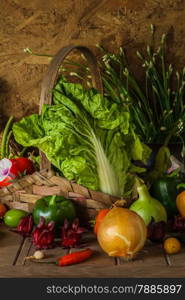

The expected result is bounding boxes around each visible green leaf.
[13,80,150,197]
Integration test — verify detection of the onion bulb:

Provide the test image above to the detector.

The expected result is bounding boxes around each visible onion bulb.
[97,207,147,259]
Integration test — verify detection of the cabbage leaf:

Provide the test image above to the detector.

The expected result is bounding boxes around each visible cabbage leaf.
[13,79,150,197]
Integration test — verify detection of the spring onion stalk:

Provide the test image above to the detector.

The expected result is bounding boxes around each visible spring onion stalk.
[99,28,185,144]
[1,116,14,159]
[5,130,12,159]
[23,30,185,145]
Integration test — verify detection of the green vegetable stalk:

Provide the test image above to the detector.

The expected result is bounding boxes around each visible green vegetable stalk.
[89,129,120,196]
[1,116,13,159]
[130,179,167,225]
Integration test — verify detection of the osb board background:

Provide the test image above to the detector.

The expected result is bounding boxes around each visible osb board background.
[0,0,185,131]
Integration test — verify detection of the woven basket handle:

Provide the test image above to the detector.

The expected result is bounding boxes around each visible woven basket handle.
[39,45,103,170]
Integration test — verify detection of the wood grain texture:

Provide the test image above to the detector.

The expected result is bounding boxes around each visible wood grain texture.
[0,0,185,127]
[1,264,185,278]
[69,232,116,266]
[0,225,23,266]
[117,241,167,267]
[1,226,185,277]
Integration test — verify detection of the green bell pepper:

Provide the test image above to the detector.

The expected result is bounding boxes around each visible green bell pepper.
[33,195,76,226]
[150,177,184,218]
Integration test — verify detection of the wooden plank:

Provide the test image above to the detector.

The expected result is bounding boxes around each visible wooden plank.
[16,237,33,266]
[0,225,24,266]
[69,232,115,266]
[24,243,69,266]
[0,264,185,278]
[16,232,114,272]
[20,234,69,267]
[117,241,167,266]
[17,238,69,266]
[2,226,182,278]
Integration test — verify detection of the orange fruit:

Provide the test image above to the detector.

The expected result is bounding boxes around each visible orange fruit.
[164,237,181,254]
[0,203,7,218]
[176,191,185,217]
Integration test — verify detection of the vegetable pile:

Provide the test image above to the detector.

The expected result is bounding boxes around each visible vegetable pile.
[12,79,150,197]
[0,27,185,265]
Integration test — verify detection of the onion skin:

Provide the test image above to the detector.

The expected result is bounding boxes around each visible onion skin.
[97,207,147,259]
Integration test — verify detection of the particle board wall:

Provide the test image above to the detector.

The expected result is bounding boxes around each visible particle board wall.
[0,0,185,130]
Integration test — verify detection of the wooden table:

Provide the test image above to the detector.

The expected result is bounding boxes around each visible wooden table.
[1,225,185,278]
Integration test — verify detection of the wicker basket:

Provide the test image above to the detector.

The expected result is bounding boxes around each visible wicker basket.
[0,45,123,221]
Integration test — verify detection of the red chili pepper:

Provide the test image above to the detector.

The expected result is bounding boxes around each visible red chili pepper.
[58,248,93,267]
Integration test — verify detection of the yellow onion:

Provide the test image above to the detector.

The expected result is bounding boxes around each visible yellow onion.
[97,207,147,259]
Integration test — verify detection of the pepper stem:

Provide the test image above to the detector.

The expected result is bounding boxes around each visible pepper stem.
[49,195,57,206]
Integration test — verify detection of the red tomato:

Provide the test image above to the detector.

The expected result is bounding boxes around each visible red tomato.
[0,158,34,188]
[11,158,35,175]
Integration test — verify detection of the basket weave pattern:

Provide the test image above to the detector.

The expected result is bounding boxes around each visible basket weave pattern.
[0,45,122,220]
[0,170,119,219]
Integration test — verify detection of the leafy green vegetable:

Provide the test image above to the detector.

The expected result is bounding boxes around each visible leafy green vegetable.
[13,79,150,197]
